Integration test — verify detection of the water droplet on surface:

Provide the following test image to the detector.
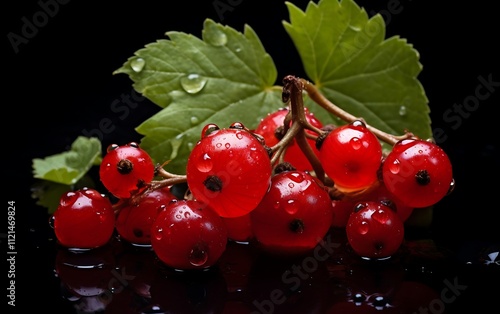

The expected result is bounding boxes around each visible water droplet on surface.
[358,221,369,234]
[48,215,55,229]
[389,159,401,174]
[188,243,209,267]
[287,172,305,183]
[180,74,208,94]
[130,57,145,72]
[350,137,362,150]
[225,143,231,149]
[372,209,389,224]
[399,105,407,116]
[284,199,298,215]
[197,153,213,172]
[204,24,228,46]
[154,227,163,240]
[170,135,183,160]
[190,116,199,125]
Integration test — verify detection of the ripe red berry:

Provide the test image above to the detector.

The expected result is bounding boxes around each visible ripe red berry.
[254,107,324,171]
[186,123,272,218]
[51,187,115,250]
[150,199,228,270]
[346,201,404,259]
[382,138,453,208]
[250,170,333,255]
[331,182,414,228]
[221,213,254,243]
[115,186,178,246]
[99,142,155,199]
[318,120,382,191]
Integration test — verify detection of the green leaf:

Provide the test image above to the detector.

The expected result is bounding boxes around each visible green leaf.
[114,18,284,174]
[32,136,102,185]
[283,0,431,150]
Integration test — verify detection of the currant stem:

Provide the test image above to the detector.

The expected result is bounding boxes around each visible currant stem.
[299,78,413,146]
[112,169,187,214]
[281,75,326,183]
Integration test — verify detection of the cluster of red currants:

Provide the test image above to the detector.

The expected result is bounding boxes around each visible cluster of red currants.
[50,77,454,270]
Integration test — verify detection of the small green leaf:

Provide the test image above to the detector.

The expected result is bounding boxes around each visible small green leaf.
[283,0,431,150]
[114,18,284,174]
[32,136,102,185]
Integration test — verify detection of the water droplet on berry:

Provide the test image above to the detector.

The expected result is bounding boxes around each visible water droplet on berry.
[225,143,231,149]
[180,73,207,94]
[399,105,407,116]
[197,153,213,172]
[287,172,305,183]
[202,124,220,138]
[188,243,209,267]
[190,116,199,125]
[273,201,280,209]
[372,209,389,224]
[204,24,228,46]
[184,211,191,219]
[48,215,55,229]
[288,182,295,188]
[130,57,145,72]
[350,137,362,150]
[358,221,369,234]
[284,199,298,215]
[236,132,243,140]
[59,191,77,207]
[175,214,182,220]
[388,159,401,174]
[153,227,163,240]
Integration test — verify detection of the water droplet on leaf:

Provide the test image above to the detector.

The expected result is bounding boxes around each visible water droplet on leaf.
[130,57,145,72]
[180,74,207,94]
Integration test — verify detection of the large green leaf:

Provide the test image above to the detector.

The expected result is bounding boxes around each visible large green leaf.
[283,0,431,150]
[32,136,102,185]
[114,19,283,174]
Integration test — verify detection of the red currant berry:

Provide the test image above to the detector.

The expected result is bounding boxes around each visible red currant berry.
[115,186,178,246]
[250,170,333,255]
[254,107,323,171]
[331,181,414,228]
[99,142,155,199]
[318,120,382,191]
[186,123,272,218]
[150,199,228,270]
[51,187,115,250]
[221,213,253,243]
[346,201,404,259]
[382,138,453,208]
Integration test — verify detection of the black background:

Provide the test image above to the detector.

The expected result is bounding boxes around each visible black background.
[4,0,500,313]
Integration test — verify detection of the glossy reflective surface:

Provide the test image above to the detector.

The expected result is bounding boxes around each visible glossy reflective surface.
[24,221,499,314]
